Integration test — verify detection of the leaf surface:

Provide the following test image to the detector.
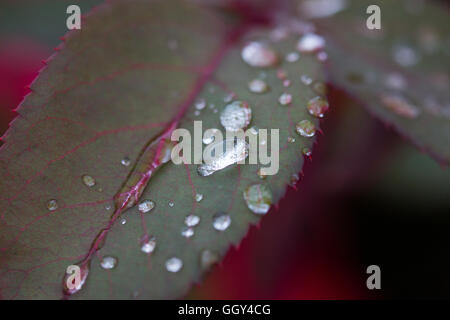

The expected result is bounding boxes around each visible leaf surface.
[0,0,327,299]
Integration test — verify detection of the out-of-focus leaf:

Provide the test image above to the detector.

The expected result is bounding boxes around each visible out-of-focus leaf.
[0,0,327,299]
[297,0,450,163]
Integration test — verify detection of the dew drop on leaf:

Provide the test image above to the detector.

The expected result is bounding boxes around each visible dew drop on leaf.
[212,212,231,231]
[138,200,155,213]
[301,74,313,85]
[296,120,316,137]
[283,79,292,87]
[392,44,420,67]
[302,147,312,157]
[141,237,156,254]
[290,173,300,186]
[47,199,58,211]
[243,184,272,215]
[197,138,249,176]
[285,52,300,62]
[82,175,96,187]
[241,41,278,67]
[121,157,131,167]
[185,214,200,227]
[220,101,252,132]
[279,92,292,105]
[195,98,206,110]
[100,256,117,270]
[195,193,203,202]
[223,93,235,103]
[307,96,329,118]
[297,33,325,53]
[181,227,194,238]
[287,136,296,143]
[384,72,407,90]
[120,218,126,225]
[168,201,174,208]
[248,79,269,93]
[165,257,183,273]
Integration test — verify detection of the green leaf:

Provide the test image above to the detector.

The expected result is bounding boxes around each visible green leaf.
[300,0,450,163]
[0,0,327,299]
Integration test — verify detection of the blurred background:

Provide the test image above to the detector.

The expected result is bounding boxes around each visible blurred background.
[1,0,449,299]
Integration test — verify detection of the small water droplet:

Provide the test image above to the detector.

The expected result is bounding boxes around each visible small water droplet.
[277,69,288,80]
[195,98,206,110]
[197,138,249,176]
[296,120,316,138]
[297,33,325,52]
[302,147,312,157]
[223,93,235,103]
[141,237,156,254]
[120,218,127,225]
[285,52,300,62]
[243,184,272,215]
[380,93,420,119]
[307,96,329,118]
[194,110,201,116]
[287,136,296,143]
[283,79,292,87]
[301,75,313,85]
[165,257,183,273]
[290,173,300,186]
[47,199,58,211]
[316,51,328,62]
[181,227,194,238]
[82,175,96,187]
[384,72,407,91]
[201,249,219,270]
[121,157,131,167]
[241,42,279,67]
[279,93,292,105]
[257,168,267,179]
[220,101,252,132]
[100,256,117,270]
[270,26,289,42]
[185,214,200,227]
[248,79,269,93]
[138,200,155,213]
[105,203,112,211]
[195,193,203,202]
[392,44,420,67]
[212,212,231,231]
[168,201,174,208]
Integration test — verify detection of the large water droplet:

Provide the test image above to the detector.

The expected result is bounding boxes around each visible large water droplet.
[279,93,292,105]
[198,138,249,176]
[220,101,252,132]
[138,200,155,213]
[201,249,219,270]
[181,227,194,238]
[379,93,420,119]
[166,257,183,273]
[82,175,96,187]
[297,33,325,52]
[47,199,58,211]
[248,79,269,93]
[100,256,117,270]
[296,120,316,138]
[141,237,156,254]
[243,184,272,215]
[212,212,231,231]
[241,42,278,68]
[307,96,329,118]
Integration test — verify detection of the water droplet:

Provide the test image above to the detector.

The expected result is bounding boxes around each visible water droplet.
[195,98,206,110]
[283,80,292,87]
[285,52,300,62]
[380,93,420,119]
[185,214,200,227]
[220,101,252,132]
[82,175,96,187]
[47,199,58,211]
[100,256,117,270]
[120,218,127,225]
[297,33,325,52]
[105,203,112,211]
[165,257,183,273]
[212,212,231,231]
[296,120,316,138]
[138,200,155,213]
[195,193,203,202]
[392,44,420,67]
[241,42,278,67]
[279,93,292,105]
[299,0,348,18]
[181,227,194,238]
[257,168,267,179]
[197,138,249,176]
[287,136,296,143]
[307,96,329,118]
[384,72,407,91]
[316,51,328,62]
[243,184,272,215]
[277,69,288,80]
[141,237,156,254]
[301,75,313,85]
[201,249,219,270]
[290,173,300,186]
[248,79,269,93]
[168,201,174,208]
[223,93,235,103]
[121,157,131,167]
[302,147,312,157]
